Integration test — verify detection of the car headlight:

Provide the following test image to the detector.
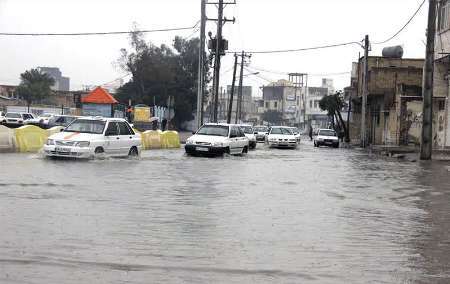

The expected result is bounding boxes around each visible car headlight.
[46,139,55,145]
[318,138,324,141]
[269,138,277,142]
[212,142,223,147]
[186,139,194,145]
[75,141,90,147]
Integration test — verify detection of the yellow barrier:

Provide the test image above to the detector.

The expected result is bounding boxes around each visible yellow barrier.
[0,125,16,152]
[161,131,181,149]
[15,125,49,153]
[141,130,162,150]
[47,126,64,136]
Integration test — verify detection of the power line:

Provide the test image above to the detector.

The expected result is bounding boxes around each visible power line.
[247,65,350,77]
[372,0,426,45]
[0,23,199,37]
[227,41,362,54]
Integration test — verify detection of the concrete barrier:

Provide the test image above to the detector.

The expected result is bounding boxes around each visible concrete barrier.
[15,125,48,153]
[141,130,162,150]
[0,125,16,153]
[47,126,64,136]
[161,131,181,149]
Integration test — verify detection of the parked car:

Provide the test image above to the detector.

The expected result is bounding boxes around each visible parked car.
[287,127,301,143]
[239,124,257,149]
[185,123,249,156]
[43,117,141,159]
[2,112,35,127]
[266,126,298,149]
[47,115,80,128]
[314,129,339,148]
[254,125,269,142]
[35,113,55,128]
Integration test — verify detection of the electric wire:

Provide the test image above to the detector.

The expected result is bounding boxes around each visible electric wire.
[372,0,426,44]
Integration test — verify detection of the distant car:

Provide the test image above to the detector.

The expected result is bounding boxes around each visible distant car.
[287,127,301,143]
[314,129,339,148]
[185,123,249,156]
[3,112,35,127]
[35,113,56,128]
[266,126,298,149]
[0,111,5,124]
[43,117,142,159]
[239,124,257,149]
[254,125,269,142]
[47,115,80,128]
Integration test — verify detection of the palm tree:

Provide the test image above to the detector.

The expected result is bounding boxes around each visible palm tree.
[16,69,55,111]
[319,91,349,142]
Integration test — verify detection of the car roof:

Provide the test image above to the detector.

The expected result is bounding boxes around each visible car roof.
[319,128,335,131]
[75,116,128,122]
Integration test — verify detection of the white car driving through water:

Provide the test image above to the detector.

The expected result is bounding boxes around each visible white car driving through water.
[266,126,298,149]
[43,117,142,158]
[239,124,257,149]
[185,123,249,156]
[314,128,339,148]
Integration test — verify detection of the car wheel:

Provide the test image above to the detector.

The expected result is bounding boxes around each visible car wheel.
[333,143,339,148]
[128,146,139,157]
[94,147,105,159]
[242,146,248,155]
[225,147,230,154]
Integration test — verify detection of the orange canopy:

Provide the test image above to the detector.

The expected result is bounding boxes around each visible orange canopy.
[81,86,118,104]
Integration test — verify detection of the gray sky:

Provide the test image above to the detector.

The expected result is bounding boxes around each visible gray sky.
[0,0,428,95]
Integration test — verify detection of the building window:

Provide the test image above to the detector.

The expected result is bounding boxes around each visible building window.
[265,102,269,108]
[439,1,450,31]
[438,100,445,111]
[274,101,278,108]
[309,101,312,108]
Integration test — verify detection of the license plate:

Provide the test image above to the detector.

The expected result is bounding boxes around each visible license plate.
[55,147,71,153]
[196,147,209,152]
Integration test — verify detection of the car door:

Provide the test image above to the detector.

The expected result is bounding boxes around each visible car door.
[237,127,248,150]
[228,127,240,154]
[117,121,134,155]
[104,121,121,155]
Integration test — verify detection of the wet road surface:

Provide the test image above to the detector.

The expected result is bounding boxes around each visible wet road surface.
[1,140,450,283]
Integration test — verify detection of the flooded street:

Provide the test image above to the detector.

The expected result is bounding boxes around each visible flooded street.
[1,141,450,283]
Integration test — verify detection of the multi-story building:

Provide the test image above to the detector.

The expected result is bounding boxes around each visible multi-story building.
[349,56,426,145]
[37,67,70,91]
[262,79,303,126]
[305,86,329,129]
[434,0,450,148]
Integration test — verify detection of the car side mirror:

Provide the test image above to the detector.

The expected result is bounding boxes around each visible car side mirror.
[192,131,196,135]
[60,128,64,132]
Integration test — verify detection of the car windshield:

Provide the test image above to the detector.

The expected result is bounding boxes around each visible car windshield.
[64,119,106,134]
[240,126,253,134]
[196,125,229,137]
[271,127,293,135]
[319,129,337,136]
[6,113,21,118]
[254,126,268,132]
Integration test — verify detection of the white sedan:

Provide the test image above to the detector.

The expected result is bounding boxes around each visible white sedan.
[43,117,142,159]
[314,129,339,148]
[266,126,298,149]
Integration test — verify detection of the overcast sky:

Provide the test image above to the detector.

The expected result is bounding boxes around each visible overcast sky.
[0,0,428,95]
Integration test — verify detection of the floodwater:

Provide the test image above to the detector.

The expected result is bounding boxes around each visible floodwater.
[1,140,450,283]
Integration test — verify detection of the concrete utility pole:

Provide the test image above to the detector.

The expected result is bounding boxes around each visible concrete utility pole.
[212,0,224,123]
[227,53,238,124]
[361,34,369,148]
[236,51,245,123]
[196,0,206,129]
[420,0,437,160]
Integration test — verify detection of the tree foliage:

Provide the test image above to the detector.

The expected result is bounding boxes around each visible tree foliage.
[16,69,55,107]
[262,110,283,125]
[319,91,349,142]
[116,29,210,129]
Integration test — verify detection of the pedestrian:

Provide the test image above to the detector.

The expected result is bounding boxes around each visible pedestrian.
[126,106,133,122]
[309,126,313,141]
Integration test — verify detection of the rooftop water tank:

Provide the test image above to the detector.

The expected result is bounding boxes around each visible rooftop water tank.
[382,46,404,58]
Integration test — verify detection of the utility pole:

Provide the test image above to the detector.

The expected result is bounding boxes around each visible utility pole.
[236,51,245,123]
[227,53,238,124]
[420,0,437,160]
[196,0,206,129]
[212,0,224,123]
[361,34,369,148]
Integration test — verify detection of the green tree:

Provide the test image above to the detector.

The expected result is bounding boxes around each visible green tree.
[116,28,210,129]
[16,69,55,111]
[319,91,349,142]
[262,110,283,125]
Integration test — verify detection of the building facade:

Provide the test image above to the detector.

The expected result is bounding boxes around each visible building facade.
[434,0,450,148]
[217,85,252,122]
[37,67,70,91]
[305,86,329,129]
